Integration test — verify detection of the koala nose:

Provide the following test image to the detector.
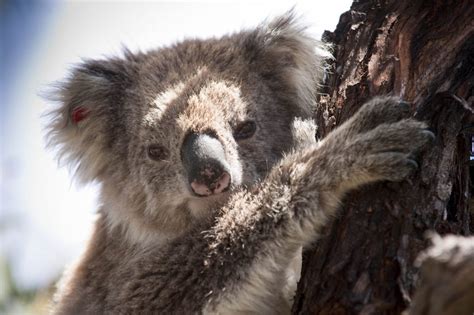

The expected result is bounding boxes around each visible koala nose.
[181,132,231,196]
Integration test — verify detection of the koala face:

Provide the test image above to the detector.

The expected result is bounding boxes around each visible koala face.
[47,17,324,242]
[129,67,299,219]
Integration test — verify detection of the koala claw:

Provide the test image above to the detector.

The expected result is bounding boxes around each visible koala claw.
[398,100,411,110]
[421,129,436,142]
[406,158,419,170]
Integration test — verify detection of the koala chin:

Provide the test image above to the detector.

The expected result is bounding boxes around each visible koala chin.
[47,12,433,315]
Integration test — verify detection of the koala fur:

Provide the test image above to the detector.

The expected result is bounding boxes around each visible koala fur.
[47,13,433,314]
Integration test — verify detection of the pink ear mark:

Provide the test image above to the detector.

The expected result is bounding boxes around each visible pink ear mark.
[71,107,90,124]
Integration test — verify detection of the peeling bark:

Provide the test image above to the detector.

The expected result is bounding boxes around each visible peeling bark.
[293,0,474,314]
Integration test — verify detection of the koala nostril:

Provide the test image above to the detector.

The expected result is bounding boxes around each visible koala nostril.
[213,172,231,194]
[190,170,231,197]
[190,181,213,196]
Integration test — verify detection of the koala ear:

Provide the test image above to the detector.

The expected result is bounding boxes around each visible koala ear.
[246,11,329,117]
[46,57,134,184]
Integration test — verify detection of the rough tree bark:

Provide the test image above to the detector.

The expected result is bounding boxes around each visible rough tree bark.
[292,0,473,314]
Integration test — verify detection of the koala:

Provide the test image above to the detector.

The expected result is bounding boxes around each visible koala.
[47,13,433,315]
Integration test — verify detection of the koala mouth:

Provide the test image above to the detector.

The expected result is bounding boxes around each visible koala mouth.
[186,189,233,218]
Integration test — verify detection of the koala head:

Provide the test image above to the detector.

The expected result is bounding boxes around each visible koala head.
[46,14,325,244]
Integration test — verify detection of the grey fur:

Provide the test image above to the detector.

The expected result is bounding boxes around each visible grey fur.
[46,13,432,314]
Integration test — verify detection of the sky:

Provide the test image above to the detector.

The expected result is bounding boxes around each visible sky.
[0,0,352,291]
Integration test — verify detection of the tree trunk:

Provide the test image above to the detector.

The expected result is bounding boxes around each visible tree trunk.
[292,0,474,314]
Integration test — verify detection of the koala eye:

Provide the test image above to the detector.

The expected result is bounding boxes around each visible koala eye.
[233,121,256,140]
[147,144,169,161]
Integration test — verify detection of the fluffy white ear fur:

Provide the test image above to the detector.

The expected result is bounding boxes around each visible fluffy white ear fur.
[291,117,318,149]
[45,59,129,184]
[256,12,329,117]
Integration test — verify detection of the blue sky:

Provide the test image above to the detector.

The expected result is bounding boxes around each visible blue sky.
[0,0,352,290]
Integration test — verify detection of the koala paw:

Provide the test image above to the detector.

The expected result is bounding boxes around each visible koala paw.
[349,119,434,182]
[347,97,413,135]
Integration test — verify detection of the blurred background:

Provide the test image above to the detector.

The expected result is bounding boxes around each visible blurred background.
[0,0,351,313]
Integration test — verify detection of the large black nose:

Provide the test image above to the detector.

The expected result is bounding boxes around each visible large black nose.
[181,133,231,196]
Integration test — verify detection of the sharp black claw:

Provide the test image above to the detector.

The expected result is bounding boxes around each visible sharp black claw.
[399,101,411,108]
[398,101,412,116]
[421,129,436,141]
[407,158,419,169]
